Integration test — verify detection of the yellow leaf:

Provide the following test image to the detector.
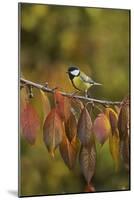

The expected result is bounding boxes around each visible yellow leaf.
[109,130,120,171]
[39,89,51,124]
[105,108,120,171]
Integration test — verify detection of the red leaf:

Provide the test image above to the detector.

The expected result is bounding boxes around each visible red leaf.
[77,107,93,146]
[120,136,129,170]
[54,90,71,122]
[118,96,130,170]
[84,183,95,192]
[43,108,63,157]
[93,113,111,145]
[118,96,130,140]
[20,102,40,144]
[20,86,29,113]
[65,112,77,142]
[79,144,96,184]
[59,134,78,169]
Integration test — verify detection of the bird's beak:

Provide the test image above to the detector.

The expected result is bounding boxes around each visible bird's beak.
[66,71,69,74]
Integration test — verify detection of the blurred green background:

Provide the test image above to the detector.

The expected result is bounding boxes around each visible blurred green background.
[20,3,130,196]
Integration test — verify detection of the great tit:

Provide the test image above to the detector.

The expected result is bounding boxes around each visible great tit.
[67,66,101,97]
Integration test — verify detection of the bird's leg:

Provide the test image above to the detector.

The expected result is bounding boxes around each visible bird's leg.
[86,89,95,106]
[85,89,88,98]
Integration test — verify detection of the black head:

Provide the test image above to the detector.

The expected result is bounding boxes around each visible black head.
[67,66,80,80]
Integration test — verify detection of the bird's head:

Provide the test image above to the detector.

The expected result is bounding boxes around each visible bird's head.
[66,66,80,79]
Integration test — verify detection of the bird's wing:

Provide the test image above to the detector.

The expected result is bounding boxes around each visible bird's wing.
[80,72,101,85]
[80,72,94,84]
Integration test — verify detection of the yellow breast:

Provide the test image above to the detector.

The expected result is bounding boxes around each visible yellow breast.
[73,77,92,91]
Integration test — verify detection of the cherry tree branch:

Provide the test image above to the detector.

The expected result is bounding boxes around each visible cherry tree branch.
[20,78,122,106]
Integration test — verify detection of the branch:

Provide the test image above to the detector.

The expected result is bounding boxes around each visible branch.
[20,78,121,106]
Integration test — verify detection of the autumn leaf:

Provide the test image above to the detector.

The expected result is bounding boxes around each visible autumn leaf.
[71,99,84,120]
[59,133,78,169]
[79,144,96,184]
[118,96,130,170]
[20,102,40,145]
[108,109,118,134]
[118,96,130,140]
[120,136,129,170]
[114,105,121,115]
[54,90,71,122]
[43,108,63,157]
[84,183,95,192]
[65,111,77,142]
[109,133,120,171]
[93,113,111,145]
[77,107,93,146]
[105,108,120,171]
[20,86,29,113]
[39,89,51,124]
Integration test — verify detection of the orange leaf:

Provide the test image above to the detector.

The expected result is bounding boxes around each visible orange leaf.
[20,102,40,145]
[77,107,93,146]
[43,108,63,157]
[65,112,77,142]
[79,144,96,184]
[54,90,71,122]
[93,113,111,145]
[59,134,78,169]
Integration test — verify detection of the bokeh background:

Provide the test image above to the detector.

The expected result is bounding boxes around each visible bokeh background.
[20,3,130,196]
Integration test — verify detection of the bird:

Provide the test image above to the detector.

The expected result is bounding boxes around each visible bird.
[66,66,101,97]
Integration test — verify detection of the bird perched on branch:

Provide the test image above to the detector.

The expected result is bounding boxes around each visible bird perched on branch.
[66,66,101,97]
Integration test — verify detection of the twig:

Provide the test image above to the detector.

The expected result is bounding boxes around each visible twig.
[20,78,121,105]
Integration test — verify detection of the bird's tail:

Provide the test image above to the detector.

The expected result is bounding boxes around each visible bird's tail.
[93,82,102,86]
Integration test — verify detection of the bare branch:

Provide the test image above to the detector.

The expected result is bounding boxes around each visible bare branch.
[20,78,121,106]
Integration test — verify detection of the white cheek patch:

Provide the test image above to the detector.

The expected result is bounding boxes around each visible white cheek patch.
[71,69,79,76]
